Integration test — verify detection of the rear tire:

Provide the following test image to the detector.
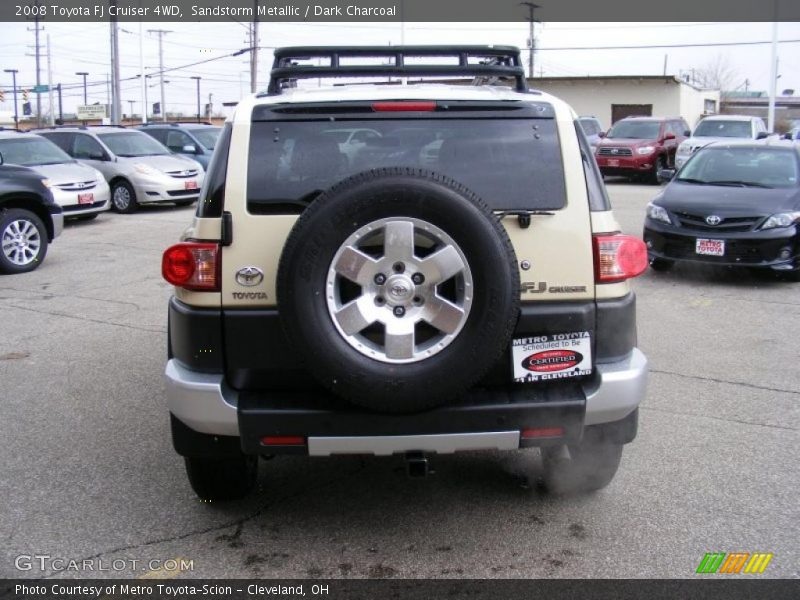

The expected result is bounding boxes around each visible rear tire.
[541,440,623,495]
[649,257,674,272]
[111,180,138,214]
[184,455,258,501]
[0,208,49,274]
[651,155,666,185]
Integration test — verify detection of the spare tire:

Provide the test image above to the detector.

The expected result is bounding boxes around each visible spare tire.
[277,168,520,413]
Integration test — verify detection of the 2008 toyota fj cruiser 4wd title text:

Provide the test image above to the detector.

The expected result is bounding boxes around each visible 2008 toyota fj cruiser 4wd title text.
[162,46,649,500]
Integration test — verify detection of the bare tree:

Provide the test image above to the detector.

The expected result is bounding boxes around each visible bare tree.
[693,54,739,98]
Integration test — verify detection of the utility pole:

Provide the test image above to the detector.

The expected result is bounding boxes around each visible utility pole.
[767,20,778,133]
[249,17,259,93]
[148,29,172,121]
[26,5,45,127]
[138,21,146,123]
[127,99,135,119]
[4,69,19,127]
[76,71,88,125]
[190,76,201,122]
[109,0,122,125]
[46,33,54,126]
[520,2,539,79]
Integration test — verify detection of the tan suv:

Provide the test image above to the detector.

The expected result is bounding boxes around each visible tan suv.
[162,46,650,500]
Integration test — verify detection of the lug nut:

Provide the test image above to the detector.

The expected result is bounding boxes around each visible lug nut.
[393,306,405,317]
[411,272,425,284]
[392,262,405,273]
[375,296,385,306]
[412,296,423,305]
[374,273,387,285]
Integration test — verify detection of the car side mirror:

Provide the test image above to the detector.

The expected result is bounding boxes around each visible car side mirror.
[598,131,606,138]
[663,132,676,141]
[658,168,676,182]
[756,132,769,140]
[683,129,691,137]
[182,144,197,154]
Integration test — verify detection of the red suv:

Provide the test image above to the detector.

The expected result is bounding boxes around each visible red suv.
[595,116,690,183]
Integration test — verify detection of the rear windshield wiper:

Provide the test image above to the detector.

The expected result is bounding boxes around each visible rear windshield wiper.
[707,180,773,188]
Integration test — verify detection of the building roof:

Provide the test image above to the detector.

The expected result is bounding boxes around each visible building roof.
[527,74,717,92]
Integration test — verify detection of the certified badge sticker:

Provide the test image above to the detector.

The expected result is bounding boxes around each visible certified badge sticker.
[511,332,592,383]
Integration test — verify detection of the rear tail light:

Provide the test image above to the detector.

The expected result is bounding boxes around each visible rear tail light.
[162,242,220,291]
[372,101,436,112]
[593,234,648,283]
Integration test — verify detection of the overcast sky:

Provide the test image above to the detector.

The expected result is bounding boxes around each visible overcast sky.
[1,21,799,119]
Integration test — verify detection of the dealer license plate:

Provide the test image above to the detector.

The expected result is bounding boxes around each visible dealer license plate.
[184,180,198,190]
[78,193,94,204]
[606,158,620,167]
[696,238,724,256]
[511,332,593,383]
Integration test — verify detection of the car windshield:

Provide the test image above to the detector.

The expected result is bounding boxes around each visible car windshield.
[677,147,799,188]
[248,117,567,211]
[0,137,72,166]
[97,131,169,157]
[607,121,661,140]
[190,127,220,150]
[693,120,753,138]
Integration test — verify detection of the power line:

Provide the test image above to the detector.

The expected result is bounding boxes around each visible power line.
[536,39,800,52]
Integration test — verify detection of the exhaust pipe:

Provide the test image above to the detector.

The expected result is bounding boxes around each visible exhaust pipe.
[405,452,430,478]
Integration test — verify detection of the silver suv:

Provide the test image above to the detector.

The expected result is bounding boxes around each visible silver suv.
[37,126,204,214]
[162,46,650,501]
[675,115,768,168]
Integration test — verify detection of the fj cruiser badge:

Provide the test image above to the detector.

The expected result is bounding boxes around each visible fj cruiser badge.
[235,266,264,287]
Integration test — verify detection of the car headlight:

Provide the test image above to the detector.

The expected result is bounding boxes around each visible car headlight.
[637,146,656,155]
[134,163,159,176]
[761,212,800,230]
[40,178,51,188]
[677,143,691,156]
[93,168,106,182]
[647,203,671,224]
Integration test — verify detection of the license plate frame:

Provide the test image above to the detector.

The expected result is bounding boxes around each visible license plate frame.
[511,332,593,383]
[78,192,94,205]
[184,180,198,191]
[695,238,725,257]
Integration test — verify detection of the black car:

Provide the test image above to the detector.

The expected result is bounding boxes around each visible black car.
[0,151,63,274]
[643,141,800,280]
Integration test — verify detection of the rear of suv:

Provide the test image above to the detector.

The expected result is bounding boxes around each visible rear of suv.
[37,126,204,213]
[595,116,690,183]
[162,46,650,500]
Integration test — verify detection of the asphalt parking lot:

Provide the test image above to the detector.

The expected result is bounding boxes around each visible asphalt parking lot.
[1,182,798,580]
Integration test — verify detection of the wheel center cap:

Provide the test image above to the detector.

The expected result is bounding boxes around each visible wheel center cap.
[384,274,415,305]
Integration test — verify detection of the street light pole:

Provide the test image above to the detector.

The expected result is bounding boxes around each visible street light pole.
[127,100,135,120]
[4,69,19,128]
[190,76,201,122]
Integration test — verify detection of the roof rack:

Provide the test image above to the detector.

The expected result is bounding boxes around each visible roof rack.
[266,45,528,95]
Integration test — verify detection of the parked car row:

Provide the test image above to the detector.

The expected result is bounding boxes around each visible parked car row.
[0,122,220,273]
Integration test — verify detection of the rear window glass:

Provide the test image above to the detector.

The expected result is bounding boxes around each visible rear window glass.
[247,118,566,212]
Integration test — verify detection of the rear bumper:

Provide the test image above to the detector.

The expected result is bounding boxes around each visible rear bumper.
[164,348,647,453]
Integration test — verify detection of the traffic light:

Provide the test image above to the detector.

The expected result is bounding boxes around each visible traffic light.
[22,89,29,102]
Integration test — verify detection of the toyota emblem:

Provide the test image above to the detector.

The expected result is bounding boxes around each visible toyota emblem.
[235,266,264,287]
[705,215,722,226]
[611,148,619,155]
